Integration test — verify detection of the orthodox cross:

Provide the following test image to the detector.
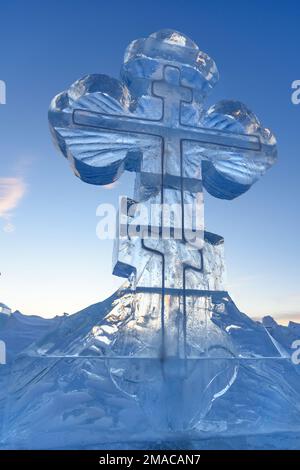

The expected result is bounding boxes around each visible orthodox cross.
[49,29,276,362]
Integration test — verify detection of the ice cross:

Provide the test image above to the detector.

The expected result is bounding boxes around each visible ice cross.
[49,30,277,361]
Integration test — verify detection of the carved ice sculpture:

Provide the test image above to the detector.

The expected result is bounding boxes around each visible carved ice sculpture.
[49,30,277,430]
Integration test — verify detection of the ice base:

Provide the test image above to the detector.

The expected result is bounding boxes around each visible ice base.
[1,287,300,449]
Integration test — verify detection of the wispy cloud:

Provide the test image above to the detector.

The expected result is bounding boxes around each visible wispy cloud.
[0,177,26,232]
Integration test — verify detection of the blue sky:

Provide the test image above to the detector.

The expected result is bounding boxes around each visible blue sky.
[0,0,299,321]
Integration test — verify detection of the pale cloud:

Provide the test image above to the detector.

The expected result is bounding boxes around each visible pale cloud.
[270,312,300,326]
[0,177,26,232]
[252,313,300,326]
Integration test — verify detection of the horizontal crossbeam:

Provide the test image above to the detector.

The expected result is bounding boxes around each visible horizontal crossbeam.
[73,109,261,153]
